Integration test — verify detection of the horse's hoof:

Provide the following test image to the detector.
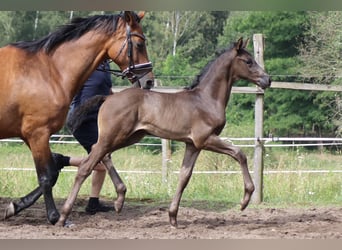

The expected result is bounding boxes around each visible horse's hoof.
[4,202,15,220]
[48,210,60,225]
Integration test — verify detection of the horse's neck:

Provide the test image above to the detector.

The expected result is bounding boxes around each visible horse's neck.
[51,32,109,101]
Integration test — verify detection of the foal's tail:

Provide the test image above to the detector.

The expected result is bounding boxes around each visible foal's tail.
[66,95,107,133]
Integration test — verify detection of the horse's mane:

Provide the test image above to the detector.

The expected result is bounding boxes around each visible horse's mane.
[10,12,141,54]
[185,43,238,90]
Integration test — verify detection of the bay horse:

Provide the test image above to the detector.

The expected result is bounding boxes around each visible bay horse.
[1,11,154,225]
[56,37,271,227]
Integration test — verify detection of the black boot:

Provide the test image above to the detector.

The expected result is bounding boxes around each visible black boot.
[51,153,70,171]
[85,197,114,215]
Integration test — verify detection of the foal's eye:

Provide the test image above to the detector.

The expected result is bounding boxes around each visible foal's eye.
[246,59,253,66]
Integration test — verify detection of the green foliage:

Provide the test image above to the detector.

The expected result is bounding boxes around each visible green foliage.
[266,57,301,81]
[298,11,342,136]
[217,11,341,137]
[33,11,70,39]
[225,92,255,126]
[143,11,229,87]
[218,11,308,58]
[299,11,342,83]
[159,53,192,86]
[0,12,15,45]
[265,89,330,136]
[0,10,340,137]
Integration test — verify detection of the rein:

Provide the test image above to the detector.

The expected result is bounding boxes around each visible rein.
[97,24,153,83]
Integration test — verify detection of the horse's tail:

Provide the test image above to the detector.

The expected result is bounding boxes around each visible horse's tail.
[66,95,107,133]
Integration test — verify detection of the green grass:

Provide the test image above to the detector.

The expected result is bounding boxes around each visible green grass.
[0,141,341,209]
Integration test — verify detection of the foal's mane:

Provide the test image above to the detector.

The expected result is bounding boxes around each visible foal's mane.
[10,12,141,54]
[186,42,244,90]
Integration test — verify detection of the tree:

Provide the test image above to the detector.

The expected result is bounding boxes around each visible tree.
[33,11,71,39]
[0,11,16,46]
[299,11,342,84]
[0,11,38,45]
[218,11,308,76]
[143,11,229,86]
[217,11,339,137]
[298,11,342,136]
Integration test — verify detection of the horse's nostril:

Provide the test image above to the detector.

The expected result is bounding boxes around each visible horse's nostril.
[146,79,154,87]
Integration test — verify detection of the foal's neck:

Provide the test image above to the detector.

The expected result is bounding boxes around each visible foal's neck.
[198,54,235,108]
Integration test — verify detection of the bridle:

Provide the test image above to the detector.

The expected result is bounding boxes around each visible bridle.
[98,24,153,84]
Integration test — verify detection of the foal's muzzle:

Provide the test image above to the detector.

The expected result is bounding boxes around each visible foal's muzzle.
[258,75,272,89]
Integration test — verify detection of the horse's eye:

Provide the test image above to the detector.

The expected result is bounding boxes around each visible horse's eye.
[136,42,145,51]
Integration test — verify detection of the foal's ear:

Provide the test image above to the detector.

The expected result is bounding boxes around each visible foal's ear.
[235,37,244,51]
[242,38,250,49]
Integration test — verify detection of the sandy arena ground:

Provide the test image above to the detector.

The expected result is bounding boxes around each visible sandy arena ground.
[0,197,341,239]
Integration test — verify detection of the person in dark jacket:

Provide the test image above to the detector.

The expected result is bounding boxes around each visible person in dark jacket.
[53,60,114,214]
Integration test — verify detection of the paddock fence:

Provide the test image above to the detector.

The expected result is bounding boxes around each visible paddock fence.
[0,99,341,204]
[1,136,341,172]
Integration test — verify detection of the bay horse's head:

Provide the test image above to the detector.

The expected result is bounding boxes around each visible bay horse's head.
[231,38,271,89]
[109,11,154,89]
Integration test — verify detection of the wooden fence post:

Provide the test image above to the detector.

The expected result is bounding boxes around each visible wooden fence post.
[161,139,171,182]
[153,79,173,183]
[252,34,265,204]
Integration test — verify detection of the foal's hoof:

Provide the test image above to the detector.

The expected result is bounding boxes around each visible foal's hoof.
[240,196,251,211]
[55,214,67,227]
[3,202,16,220]
[55,219,67,227]
[240,202,248,211]
[240,192,253,211]
[169,216,178,229]
[114,201,124,213]
[64,219,75,228]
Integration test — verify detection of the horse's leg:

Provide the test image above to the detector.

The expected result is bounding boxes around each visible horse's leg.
[4,186,42,219]
[27,134,60,224]
[203,135,255,210]
[101,154,126,213]
[4,150,62,219]
[169,143,200,228]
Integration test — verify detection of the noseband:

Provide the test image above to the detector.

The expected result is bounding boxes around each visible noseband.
[99,24,153,83]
